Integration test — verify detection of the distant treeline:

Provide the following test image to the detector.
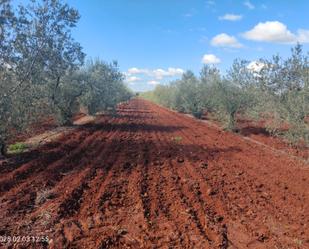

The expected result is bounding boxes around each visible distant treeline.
[142,45,309,146]
[0,0,132,156]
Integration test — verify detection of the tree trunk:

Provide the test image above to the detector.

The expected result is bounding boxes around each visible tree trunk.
[227,111,236,131]
[0,142,7,158]
[58,109,73,126]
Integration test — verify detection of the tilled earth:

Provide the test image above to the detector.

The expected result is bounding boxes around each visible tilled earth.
[0,98,308,249]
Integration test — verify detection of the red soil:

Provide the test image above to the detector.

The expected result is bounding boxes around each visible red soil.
[237,118,309,160]
[8,116,59,144]
[202,113,309,160]
[0,98,308,248]
[9,113,88,145]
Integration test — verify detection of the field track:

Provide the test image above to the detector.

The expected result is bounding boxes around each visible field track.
[0,98,308,249]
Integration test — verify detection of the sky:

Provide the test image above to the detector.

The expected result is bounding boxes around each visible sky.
[66,0,309,92]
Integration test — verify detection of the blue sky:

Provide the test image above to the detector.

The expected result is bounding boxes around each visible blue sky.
[66,0,309,92]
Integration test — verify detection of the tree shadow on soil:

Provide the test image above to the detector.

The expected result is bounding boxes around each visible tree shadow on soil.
[79,122,186,133]
[118,109,152,114]
[238,126,271,137]
[0,114,242,181]
[0,125,241,180]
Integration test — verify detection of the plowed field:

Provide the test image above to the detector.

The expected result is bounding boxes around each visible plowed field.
[0,98,308,249]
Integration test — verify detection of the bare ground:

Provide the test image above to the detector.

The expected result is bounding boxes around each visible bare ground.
[0,98,308,249]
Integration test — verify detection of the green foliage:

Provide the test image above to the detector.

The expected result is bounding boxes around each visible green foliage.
[208,80,255,130]
[143,66,255,130]
[80,59,132,115]
[142,45,309,146]
[51,70,86,125]
[171,136,182,143]
[8,143,28,154]
[176,71,203,116]
[253,44,309,144]
[0,0,84,152]
[0,0,132,157]
[141,71,204,117]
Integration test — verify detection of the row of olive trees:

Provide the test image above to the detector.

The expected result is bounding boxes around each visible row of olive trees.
[0,0,132,157]
[251,45,309,144]
[142,45,308,145]
[142,66,255,130]
[51,60,132,125]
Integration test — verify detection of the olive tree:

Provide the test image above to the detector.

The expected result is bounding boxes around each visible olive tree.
[80,60,132,115]
[198,62,256,130]
[13,0,85,123]
[258,45,309,142]
[0,0,84,157]
[0,0,16,156]
[199,65,221,113]
[210,79,254,130]
[52,70,87,125]
[171,71,204,117]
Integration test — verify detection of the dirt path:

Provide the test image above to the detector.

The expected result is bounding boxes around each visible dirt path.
[0,98,308,249]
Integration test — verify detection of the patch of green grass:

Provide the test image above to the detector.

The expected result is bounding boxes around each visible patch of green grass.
[8,142,28,154]
[171,136,182,143]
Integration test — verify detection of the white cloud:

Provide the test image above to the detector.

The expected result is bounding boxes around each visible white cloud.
[244,1,255,9]
[202,54,221,64]
[211,33,243,48]
[1,62,13,70]
[127,67,183,80]
[247,61,268,78]
[152,69,166,80]
[297,29,309,43]
[125,67,184,81]
[219,14,243,21]
[148,80,160,85]
[247,61,266,72]
[127,67,149,74]
[243,21,309,44]
[167,68,184,76]
[243,21,294,43]
[152,68,184,80]
[125,76,142,84]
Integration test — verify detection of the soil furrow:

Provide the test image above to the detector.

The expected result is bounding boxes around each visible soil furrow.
[0,98,308,249]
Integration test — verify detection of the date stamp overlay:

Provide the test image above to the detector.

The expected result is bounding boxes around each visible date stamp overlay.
[0,235,49,245]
